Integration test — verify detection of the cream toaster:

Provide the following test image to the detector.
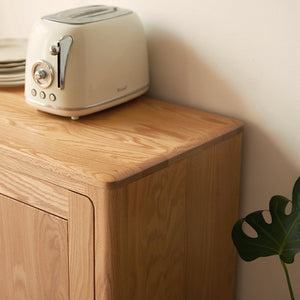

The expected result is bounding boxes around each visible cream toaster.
[24,5,149,120]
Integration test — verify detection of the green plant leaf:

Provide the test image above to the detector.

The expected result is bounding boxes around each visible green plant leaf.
[232,177,300,264]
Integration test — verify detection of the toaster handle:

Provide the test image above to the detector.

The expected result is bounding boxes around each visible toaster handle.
[58,35,73,89]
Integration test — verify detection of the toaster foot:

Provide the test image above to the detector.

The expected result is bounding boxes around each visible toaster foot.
[71,116,79,120]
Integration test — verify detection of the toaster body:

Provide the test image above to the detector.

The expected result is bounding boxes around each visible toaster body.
[25,5,149,119]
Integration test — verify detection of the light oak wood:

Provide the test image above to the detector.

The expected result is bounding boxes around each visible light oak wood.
[0,87,243,299]
[68,192,95,300]
[0,194,69,299]
[0,187,95,300]
[0,167,68,219]
[0,87,242,189]
[125,159,187,300]
[87,133,242,300]
[185,133,242,299]
[86,186,124,300]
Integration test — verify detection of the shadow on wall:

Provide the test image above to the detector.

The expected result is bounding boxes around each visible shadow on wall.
[144,27,300,299]
[145,27,245,117]
[241,121,299,213]
[145,26,299,203]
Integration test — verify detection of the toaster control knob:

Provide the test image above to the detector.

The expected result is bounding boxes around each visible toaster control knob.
[32,60,53,88]
[34,69,47,80]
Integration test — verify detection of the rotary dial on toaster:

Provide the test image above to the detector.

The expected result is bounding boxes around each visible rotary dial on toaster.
[32,60,53,88]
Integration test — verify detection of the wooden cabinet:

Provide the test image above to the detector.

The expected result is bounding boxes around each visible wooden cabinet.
[0,168,94,300]
[0,193,69,299]
[0,87,243,300]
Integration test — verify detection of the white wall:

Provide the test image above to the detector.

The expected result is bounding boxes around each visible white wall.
[2,0,300,299]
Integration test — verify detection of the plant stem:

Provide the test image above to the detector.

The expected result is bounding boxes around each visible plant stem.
[280,258,295,300]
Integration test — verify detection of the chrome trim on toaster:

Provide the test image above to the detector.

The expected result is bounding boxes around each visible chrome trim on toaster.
[42,5,132,25]
[57,35,73,90]
[25,84,149,111]
[31,60,54,88]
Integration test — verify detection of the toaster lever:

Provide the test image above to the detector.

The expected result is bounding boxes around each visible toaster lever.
[57,35,73,89]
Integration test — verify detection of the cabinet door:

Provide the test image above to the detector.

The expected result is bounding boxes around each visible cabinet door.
[0,194,69,299]
[0,168,94,300]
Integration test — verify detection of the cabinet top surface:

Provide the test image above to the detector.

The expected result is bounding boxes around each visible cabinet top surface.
[0,88,242,187]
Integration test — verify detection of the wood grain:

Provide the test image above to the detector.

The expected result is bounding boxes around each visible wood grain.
[0,194,69,299]
[88,160,187,300]
[68,192,95,300]
[125,160,187,300]
[185,133,242,299]
[0,87,243,300]
[0,87,242,189]
[86,186,124,300]
[0,167,68,219]
[87,133,242,300]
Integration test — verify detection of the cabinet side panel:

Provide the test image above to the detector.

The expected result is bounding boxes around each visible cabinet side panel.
[90,133,242,300]
[186,133,242,299]
[0,194,69,300]
[125,160,187,300]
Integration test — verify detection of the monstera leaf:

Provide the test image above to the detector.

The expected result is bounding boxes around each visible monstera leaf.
[232,177,300,264]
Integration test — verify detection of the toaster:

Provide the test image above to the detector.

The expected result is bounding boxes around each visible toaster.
[24,5,149,120]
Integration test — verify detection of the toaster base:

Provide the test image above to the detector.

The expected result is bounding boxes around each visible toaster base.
[25,85,149,120]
